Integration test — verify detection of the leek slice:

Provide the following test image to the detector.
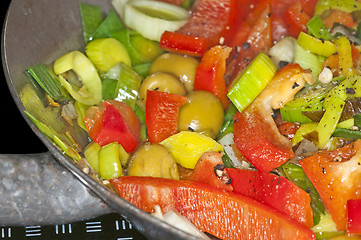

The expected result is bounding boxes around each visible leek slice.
[54,51,102,105]
[86,38,131,72]
[123,0,190,41]
[99,142,123,180]
[297,32,337,57]
[79,3,103,44]
[84,142,101,173]
[294,42,323,80]
[227,52,277,113]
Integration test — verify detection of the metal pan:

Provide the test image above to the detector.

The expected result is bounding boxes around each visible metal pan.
[1,0,199,239]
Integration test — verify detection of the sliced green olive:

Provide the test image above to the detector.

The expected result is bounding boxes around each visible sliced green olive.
[178,90,224,139]
[127,142,180,179]
[149,53,199,92]
[138,72,187,110]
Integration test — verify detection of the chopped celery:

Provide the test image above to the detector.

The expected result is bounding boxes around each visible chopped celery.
[307,15,333,41]
[26,64,71,102]
[84,142,101,173]
[294,42,323,80]
[297,32,337,57]
[280,163,325,226]
[85,38,131,72]
[92,10,124,39]
[79,3,103,44]
[227,52,277,113]
[99,142,123,180]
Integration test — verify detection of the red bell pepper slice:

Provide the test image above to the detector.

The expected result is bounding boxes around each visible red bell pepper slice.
[347,199,361,235]
[182,151,233,191]
[84,100,141,152]
[110,176,316,240]
[227,168,314,228]
[300,140,361,231]
[159,31,208,57]
[284,1,311,39]
[225,4,273,84]
[233,104,294,173]
[193,45,232,109]
[145,90,187,144]
[159,0,238,56]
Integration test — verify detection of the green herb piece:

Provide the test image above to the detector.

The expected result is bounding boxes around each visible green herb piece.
[79,3,103,44]
[307,15,333,41]
[280,163,325,226]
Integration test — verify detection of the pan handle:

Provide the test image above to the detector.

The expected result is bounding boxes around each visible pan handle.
[0,151,111,226]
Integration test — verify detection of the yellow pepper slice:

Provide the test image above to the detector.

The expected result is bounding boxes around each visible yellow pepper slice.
[160,131,223,169]
[53,51,102,105]
[334,35,354,77]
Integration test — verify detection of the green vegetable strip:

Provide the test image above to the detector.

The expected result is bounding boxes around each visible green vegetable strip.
[307,15,333,41]
[26,64,70,102]
[354,113,361,128]
[134,104,147,141]
[79,3,103,44]
[217,103,237,140]
[227,52,277,113]
[25,111,81,161]
[317,94,345,147]
[332,128,361,140]
[92,10,124,39]
[280,163,325,226]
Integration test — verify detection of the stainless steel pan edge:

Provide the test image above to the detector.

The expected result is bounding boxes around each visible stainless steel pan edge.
[2,0,199,239]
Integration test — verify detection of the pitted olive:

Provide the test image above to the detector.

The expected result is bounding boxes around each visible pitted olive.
[149,53,199,92]
[137,72,187,110]
[178,90,224,139]
[127,142,180,179]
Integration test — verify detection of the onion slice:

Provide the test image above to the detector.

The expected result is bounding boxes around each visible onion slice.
[123,0,190,41]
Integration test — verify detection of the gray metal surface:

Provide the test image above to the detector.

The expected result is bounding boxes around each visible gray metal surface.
[1,0,200,239]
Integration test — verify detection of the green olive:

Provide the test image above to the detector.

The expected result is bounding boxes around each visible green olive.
[127,142,180,179]
[149,53,199,92]
[178,91,224,139]
[137,72,187,110]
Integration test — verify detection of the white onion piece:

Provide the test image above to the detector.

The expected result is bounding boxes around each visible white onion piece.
[218,133,251,168]
[152,206,210,240]
[123,0,190,41]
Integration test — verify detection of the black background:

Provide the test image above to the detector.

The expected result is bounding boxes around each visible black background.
[1,0,48,154]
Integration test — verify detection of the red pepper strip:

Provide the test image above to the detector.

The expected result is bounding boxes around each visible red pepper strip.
[347,199,361,235]
[95,102,140,152]
[233,104,294,173]
[110,176,316,240]
[193,45,232,109]
[159,31,208,57]
[182,151,233,191]
[145,90,187,144]
[300,140,361,231]
[227,168,314,228]
[225,4,273,85]
[284,1,311,39]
